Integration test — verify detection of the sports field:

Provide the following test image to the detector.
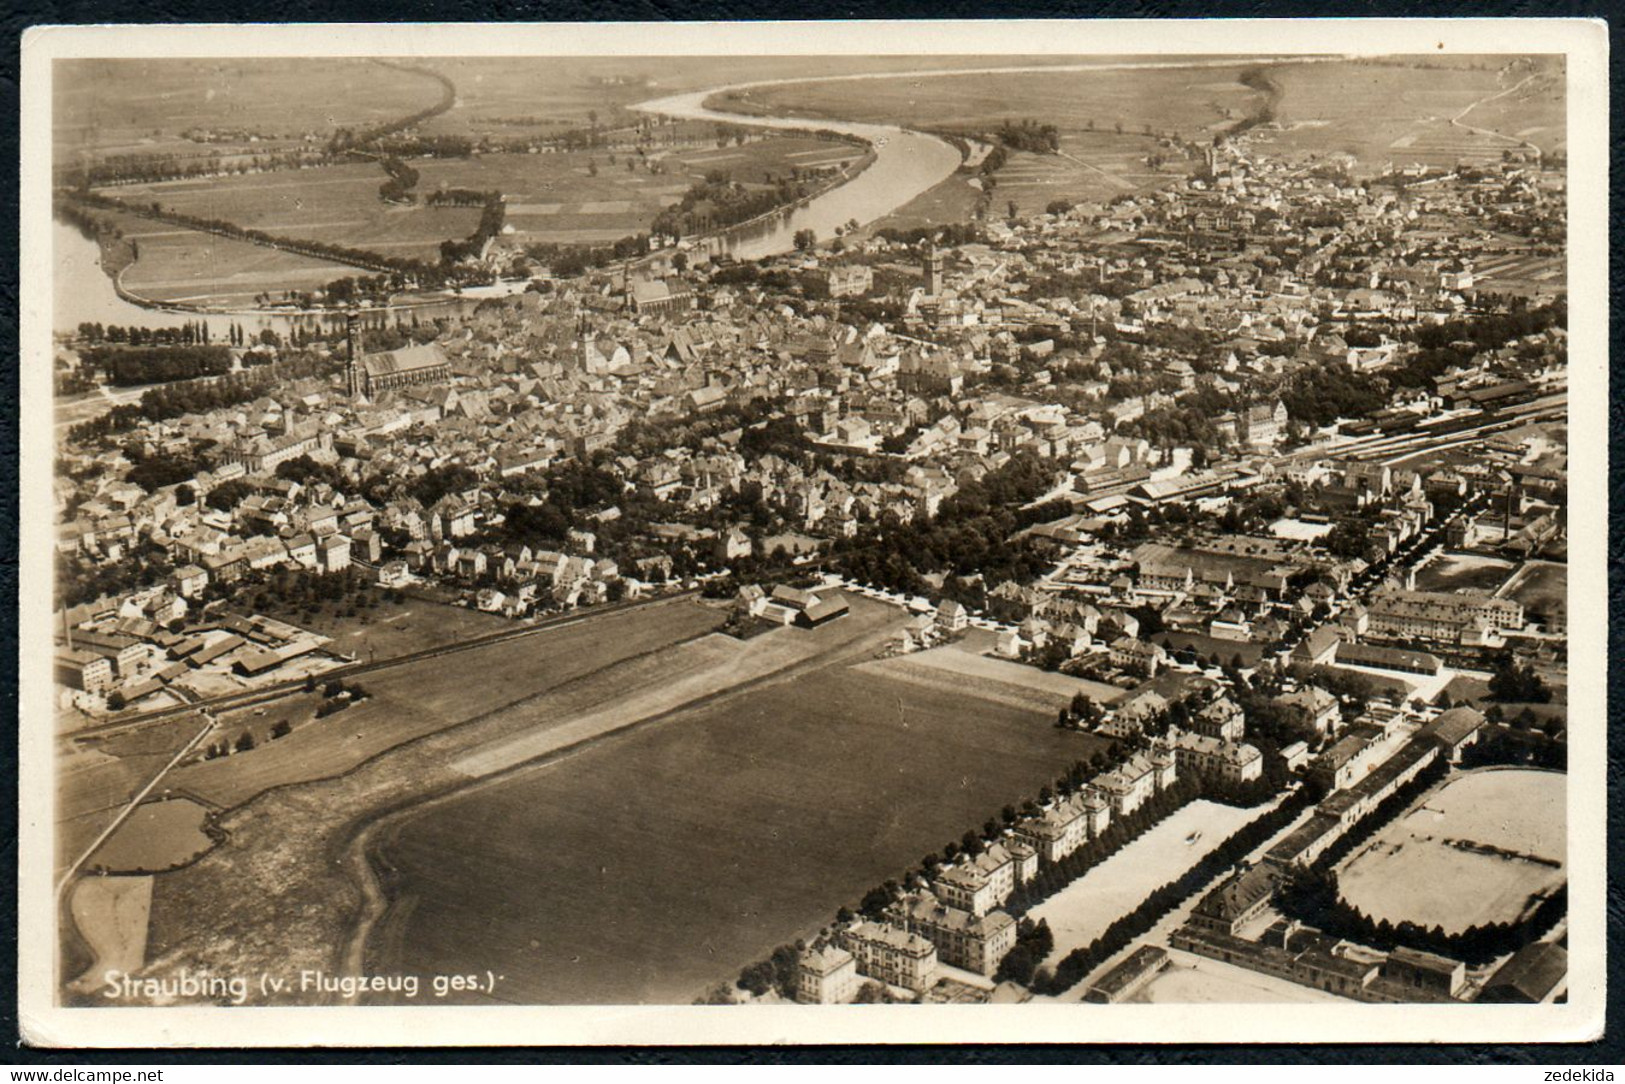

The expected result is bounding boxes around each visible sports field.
[1337,768,1565,934]
[368,618,1109,1004]
[1414,552,1515,594]
[1502,560,1567,630]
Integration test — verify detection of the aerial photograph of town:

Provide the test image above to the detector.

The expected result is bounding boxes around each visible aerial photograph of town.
[42,39,1577,1022]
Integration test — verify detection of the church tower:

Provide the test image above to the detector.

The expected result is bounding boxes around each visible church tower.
[922,243,943,297]
[345,311,363,398]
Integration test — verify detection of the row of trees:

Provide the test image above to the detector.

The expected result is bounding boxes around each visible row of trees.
[1033,786,1314,995]
[1277,868,1566,969]
[328,60,458,154]
[75,321,216,347]
[83,344,233,387]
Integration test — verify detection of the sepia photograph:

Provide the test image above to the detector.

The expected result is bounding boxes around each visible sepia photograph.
[16,18,1608,1047]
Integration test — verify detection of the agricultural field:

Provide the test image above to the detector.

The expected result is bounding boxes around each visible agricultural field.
[861,638,1125,715]
[422,56,1089,137]
[57,743,191,873]
[864,172,987,236]
[100,210,359,305]
[1451,62,1567,157]
[736,65,1256,144]
[159,597,726,810]
[54,58,446,166]
[104,164,484,263]
[56,597,722,881]
[88,132,862,300]
[1254,61,1531,168]
[368,617,1109,1004]
[997,130,1192,216]
[1336,768,1566,935]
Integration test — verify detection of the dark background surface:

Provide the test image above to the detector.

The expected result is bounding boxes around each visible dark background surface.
[2,0,1619,1063]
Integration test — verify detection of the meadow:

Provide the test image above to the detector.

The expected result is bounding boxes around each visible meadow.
[87,797,215,873]
[98,209,358,305]
[368,654,1110,1004]
[90,133,859,300]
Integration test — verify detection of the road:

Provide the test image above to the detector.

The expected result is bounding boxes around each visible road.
[56,712,218,893]
[1449,71,1544,159]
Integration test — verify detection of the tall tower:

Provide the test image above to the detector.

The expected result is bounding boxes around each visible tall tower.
[922,243,943,297]
[345,310,363,399]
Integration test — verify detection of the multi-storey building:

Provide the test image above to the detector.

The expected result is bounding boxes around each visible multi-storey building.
[796,943,860,1004]
[891,893,1017,977]
[1167,729,1264,785]
[838,921,938,993]
[932,843,1016,916]
[1365,587,1524,643]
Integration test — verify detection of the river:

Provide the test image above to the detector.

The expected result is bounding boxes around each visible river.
[54,56,1308,333]
[632,84,962,262]
[52,74,964,332]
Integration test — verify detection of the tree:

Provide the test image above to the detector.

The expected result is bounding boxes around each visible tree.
[234,731,256,753]
[105,691,126,711]
[270,719,293,739]
[853,981,889,1004]
[793,228,817,252]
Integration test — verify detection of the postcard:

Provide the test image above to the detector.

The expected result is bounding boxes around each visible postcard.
[18,17,1608,1047]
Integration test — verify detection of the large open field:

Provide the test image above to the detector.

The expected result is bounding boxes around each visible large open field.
[366,619,1110,1004]
[54,58,446,166]
[89,132,863,300]
[1028,800,1276,970]
[1502,560,1567,630]
[102,209,360,304]
[1132,947,1340,1004]
[746,57,1558,175]
[163,598,727,810]
[1414,551,1516,594]
[1337,768,1565,934]
[860,639,1125,714]
[56,598,723,875]
[106,165,485,263]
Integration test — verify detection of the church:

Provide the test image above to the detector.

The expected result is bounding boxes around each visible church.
[345,312,451,399]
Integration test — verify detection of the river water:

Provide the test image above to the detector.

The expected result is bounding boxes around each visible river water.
[52,75,963,333]
[632,84,962,261]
